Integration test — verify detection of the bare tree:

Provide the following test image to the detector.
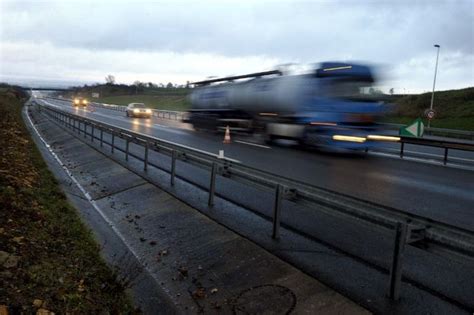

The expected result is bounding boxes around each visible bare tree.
[105,74,115,85]
[133,81,145,94]
[389,88,394,95]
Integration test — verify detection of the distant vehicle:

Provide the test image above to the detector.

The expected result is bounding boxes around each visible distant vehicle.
[187,62,389,150]
[125,103,152,118]
[73,97,88,106]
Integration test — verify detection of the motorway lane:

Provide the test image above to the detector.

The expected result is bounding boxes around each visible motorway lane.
[39,98,474,230]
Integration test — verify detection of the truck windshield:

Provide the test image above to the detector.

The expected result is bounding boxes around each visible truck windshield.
[324,80,378,101]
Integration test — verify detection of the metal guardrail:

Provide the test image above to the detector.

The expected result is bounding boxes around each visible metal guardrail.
[397,136,474,165]
[381,122,474,141]
[34,101,474,302]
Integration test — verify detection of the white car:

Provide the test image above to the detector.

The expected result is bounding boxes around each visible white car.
[125,103,152,118]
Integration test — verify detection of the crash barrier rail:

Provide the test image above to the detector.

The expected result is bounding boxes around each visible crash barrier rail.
[381,122,474,141]
[33,101,474,302]
[395,136,474,165]
[44,97,184,121]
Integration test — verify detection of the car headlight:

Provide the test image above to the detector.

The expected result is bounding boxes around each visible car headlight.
[74,99,79,104]
[83,100,88,104]
[146,109,152,114]
[133,109,139,113]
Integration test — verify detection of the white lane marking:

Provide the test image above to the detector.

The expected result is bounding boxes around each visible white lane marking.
[369,151,474,172]
[369,171,474,201]
[378,147,474,163]
[25,105,145,261]
[235,140,271,149]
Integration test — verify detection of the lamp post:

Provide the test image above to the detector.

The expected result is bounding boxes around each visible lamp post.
[428,44,440,127]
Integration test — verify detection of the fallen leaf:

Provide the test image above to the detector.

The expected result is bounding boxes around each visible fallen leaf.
[33,299,43,308]
[3,255,20,268]
[77,279,85,292]
[36,308,54,315]
[210,288,218,294]
[12,236,24,243]
[192,288,206,299]
[0,305,8,315]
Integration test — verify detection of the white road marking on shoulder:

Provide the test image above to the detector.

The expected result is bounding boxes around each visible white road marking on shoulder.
[369,151,474,171]
[235,140,271,149]
[377,147,474,163]
[25,105,169,290]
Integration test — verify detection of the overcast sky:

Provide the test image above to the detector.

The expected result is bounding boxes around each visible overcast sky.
[1,0,473,93]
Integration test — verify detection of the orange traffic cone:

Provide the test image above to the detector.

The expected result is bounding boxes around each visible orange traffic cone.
[223,126,231,144]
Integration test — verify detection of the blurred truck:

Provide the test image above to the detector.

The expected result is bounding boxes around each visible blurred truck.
[186,62,389,150]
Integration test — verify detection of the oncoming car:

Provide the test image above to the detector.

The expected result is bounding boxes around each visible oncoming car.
[126,103,152,118]
[73,97,88,106]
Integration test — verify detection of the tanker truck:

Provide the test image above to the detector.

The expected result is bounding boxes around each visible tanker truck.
[187,62,387,150]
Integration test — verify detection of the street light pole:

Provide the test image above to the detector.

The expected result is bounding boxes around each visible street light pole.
[429,44,440,127]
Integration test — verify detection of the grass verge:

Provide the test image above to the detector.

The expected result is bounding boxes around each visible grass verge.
[97,94,190,111]
[382,116,474,131]
[0,88,137,313]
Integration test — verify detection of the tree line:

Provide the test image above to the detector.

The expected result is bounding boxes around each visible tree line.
[105,74,190,89]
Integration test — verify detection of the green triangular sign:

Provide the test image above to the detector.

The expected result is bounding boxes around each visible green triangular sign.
[399,118,424,137]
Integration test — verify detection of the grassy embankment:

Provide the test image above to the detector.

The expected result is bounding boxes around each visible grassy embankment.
[66,84,190,111]
[66,84,474,131]
[384,87,474,130]
[0,87,137,313]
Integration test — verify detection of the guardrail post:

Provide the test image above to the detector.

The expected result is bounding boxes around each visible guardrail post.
[91,125,94,142]
[111,133,115,153]
[443,148,448,165]
[388,222,408,301]
[171,150,177,186]
[125,139,129,161]
[144,141,149,171]
[400,142,404,159]
[83,122,87,139]
[100,129,103,147]
[208,163,217,206]
[272,184,283,240]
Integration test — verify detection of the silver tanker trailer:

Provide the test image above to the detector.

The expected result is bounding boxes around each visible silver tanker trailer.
[187,62,388,150]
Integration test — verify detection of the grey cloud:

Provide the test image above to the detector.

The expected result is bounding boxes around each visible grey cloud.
[1,0,472,90]
[2,0,472,62]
